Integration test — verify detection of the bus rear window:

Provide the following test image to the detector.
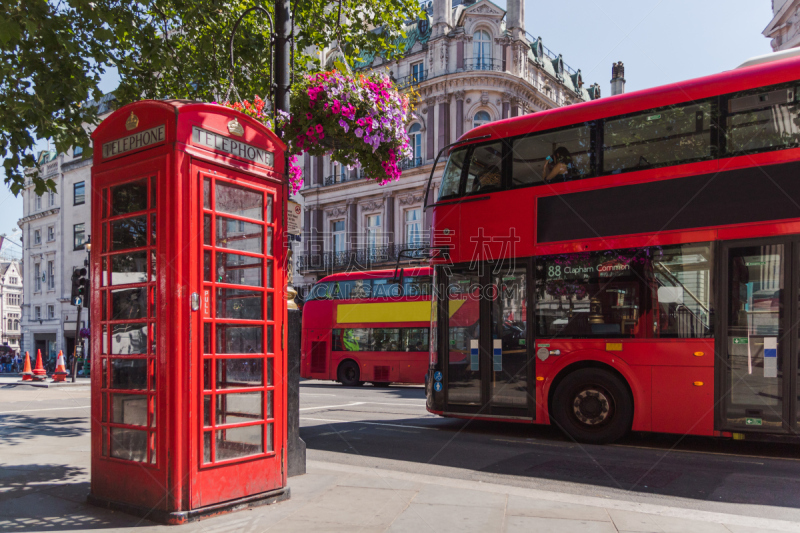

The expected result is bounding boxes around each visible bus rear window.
[438,148,468,200]
[726,83,800,155]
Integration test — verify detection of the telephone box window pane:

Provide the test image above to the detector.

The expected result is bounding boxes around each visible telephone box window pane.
[203,432,212,463]
[204,396,212,426]
[102,328,108,356]
[150,213,156,246]
[150,251,156,282]
[111,252,148,285]
[216,425,263,461]
[203,177,211,209]
[149,434,156,463]
[111,180,148,216]
[101,358,107,388]
[150,287,156,318]
[216,217,262,253]
[267,293,274,321]
[111,216,147,251]
[102,393,107,422]
[111,359,147,390]
[150,175,157,209]
[111,287,148,320]
[267,326,274,353]
[102,427,108,456]
[216,358,263,388]
[203,323,211,353]
[215,325,262,353]
[215,181,263,221]
[204,251,211,282]
[267,227,273,256]
[216,392,263,425]
[150,359,156,390]
[216,289,262,320]
[204,214,212,245]
[102,292,107,321]
[150,398,156,427]
[267,390,274,419]
[102,223,107,253]
[112,323,148,354]
[216,252,262,286]
[102,257,108,286]
[110,427,147,462]
[111,393,148,426]
[203,359,212,390]
[267,424,274,452]
[267,260,273,288]
[267,358,273,385]
[267,196,273,222]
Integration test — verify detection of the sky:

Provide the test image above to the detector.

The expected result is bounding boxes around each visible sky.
[0,0,776,255]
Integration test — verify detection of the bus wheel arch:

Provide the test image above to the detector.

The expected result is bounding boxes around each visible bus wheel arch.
[547,361,634,444]
[337,359,364,387]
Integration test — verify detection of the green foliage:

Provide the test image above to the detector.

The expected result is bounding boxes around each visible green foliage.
[1,0,423,196]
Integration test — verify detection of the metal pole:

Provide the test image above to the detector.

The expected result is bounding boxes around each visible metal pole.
[274,0,291,115]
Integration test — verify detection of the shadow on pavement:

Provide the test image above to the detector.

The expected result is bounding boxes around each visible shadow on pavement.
[0,414,88,447]
[301,415,800,510]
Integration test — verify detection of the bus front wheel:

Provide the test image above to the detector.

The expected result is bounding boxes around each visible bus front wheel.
[338,361,363,387]
[551,368,632,445]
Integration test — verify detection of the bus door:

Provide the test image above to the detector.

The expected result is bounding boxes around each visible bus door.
[442,263,534,419]
[717,237,798,435]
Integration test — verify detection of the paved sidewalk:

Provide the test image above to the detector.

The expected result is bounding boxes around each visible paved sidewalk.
[1,460,798,532]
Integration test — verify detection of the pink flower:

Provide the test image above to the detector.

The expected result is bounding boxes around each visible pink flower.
[315,124,323,133]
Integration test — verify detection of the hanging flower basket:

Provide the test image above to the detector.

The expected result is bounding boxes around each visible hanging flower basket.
[220,70,412,193]
[281,70,412,189]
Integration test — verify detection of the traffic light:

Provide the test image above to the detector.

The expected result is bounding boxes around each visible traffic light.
[71,268,88,307]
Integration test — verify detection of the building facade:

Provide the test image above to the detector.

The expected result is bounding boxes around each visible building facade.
[764,0,800,51]
[0,262,23,354]
[18,95,113,364]
[295,0,600,293]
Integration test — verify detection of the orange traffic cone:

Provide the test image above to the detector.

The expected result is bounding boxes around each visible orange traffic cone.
[20,351,33,381]
[52,351,68,382]
[31,349,47,381]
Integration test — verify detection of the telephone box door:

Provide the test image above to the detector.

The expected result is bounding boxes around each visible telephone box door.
[192,159,285,507]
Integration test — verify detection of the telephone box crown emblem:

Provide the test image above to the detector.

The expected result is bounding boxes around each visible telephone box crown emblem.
[227,118,244,136]
[125,112,139,131]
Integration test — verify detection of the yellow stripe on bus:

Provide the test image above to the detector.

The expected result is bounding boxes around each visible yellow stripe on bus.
[336,300,466,324]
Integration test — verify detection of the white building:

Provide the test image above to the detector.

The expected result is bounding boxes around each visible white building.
[764,0,800,51]
[0,262,23,354]
[18,94,114,364]
[295,0,601,294]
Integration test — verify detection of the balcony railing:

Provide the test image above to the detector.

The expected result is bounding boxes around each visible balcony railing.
[395,70,428,89]
[463,58,503,72]
[323,172,364,186]
[297,243,428,274]
[400,157,424,170]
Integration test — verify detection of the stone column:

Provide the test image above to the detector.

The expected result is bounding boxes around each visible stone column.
[347,200,357,251]
[454,91,465,140]
[437,94,451,152]
[385,194,395,246]
[426,97,436,161]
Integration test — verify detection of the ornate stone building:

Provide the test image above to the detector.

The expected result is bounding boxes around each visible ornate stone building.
[296,0,600,294]
[764,0,800,51]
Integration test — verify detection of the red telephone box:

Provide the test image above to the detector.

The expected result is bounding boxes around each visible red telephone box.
[88,100,289,523]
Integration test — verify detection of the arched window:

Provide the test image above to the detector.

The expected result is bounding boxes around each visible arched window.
[408,123,422,166]
[473,111,491,129]
[6,319,11,330]
[473,30,492,70]
[13,320,18,330]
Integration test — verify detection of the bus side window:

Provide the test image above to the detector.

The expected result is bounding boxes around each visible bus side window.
[512,124,592,186]
[403,328,429,351]
[464,142,504,195]
[725,83,800,155]
[331,329,343,351]
[351,279,371,299]
[309,282,332,300]
[404,276,432,297]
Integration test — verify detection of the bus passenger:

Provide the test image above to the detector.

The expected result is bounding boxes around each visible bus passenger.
[543,147,574,183]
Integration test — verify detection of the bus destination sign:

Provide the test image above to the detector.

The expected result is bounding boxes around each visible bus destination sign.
[192,126,274,167]
[102,125,166,159]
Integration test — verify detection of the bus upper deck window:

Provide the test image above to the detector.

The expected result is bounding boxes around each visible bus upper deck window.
[438,148,468,200]
[464,142,504,195]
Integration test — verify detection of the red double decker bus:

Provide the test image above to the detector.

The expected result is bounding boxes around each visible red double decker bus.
[425,52,800,443]
[301,267,433,386]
